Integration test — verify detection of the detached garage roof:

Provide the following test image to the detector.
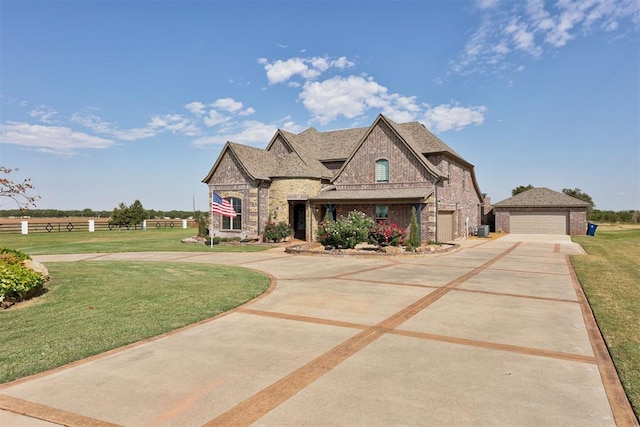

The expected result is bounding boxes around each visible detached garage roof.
[494,187,589,208]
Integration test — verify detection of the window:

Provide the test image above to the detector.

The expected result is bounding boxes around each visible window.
[376,159,389,183]
[375,205,388,222]
[222,197,242,230]
[324,204,337,222]
[462,169,466,190]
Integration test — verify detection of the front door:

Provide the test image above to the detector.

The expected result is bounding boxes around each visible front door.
[293,203,306,240]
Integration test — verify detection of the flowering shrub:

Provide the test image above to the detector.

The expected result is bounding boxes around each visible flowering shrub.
[0,248,44,302]
[316,211,374,249]
[369,221,406,246]
[263,220,293,243]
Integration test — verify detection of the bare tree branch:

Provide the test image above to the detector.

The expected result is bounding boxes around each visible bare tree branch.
[0,166,42,211]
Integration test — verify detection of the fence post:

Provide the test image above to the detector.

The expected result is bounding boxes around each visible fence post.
[88,220,95,232]
[182,219,187,229]
[142,220,147,230]
[21,221,28,235]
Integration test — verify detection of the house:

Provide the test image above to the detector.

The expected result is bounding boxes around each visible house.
[493,187,589,235]
[202,114,484,243]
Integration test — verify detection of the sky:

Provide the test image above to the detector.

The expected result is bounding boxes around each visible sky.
[1,0,639,213]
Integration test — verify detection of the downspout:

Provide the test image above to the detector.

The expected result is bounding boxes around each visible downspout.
[257,180,262,237]
[434,175,446,242]
[434,177,440,242]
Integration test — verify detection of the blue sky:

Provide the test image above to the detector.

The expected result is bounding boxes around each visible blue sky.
[1,0,638,212]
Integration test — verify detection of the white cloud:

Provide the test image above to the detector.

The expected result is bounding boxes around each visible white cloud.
[299,75,429,126]
[260,55,355,85]
[212,98,243,112]
[193,120,279,147]
[452,0,640,74]
[477,0,499,10]
[203,110,230,127]
[0,121,114,157]
[300,76,389,124]
[71,114,157,140]
[185,101,206,116]
[29,105,58,124]
[148,114,200,136]
[423,104,487,132]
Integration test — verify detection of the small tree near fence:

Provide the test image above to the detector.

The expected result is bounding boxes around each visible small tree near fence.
[109,200,147,228]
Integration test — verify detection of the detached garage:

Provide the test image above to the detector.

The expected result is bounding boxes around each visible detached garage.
[493,187,589,235]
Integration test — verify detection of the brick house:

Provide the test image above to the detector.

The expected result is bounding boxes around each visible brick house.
[493,187,589,235]
[202,114,484,243]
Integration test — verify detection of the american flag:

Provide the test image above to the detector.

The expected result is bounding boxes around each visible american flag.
[212,192,237,217]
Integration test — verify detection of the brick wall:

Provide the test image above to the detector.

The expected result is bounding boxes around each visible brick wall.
[428,155,483,238]
[204,149,259,238]
[334,123,432,187]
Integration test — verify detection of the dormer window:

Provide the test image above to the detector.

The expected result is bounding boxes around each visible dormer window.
[376,159,389,183]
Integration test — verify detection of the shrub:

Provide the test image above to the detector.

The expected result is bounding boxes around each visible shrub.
[195,212,208,238]
[263,220,293,243]
[369,221,406,246]
[317,211,374,249]
[0,248,30,262]
[0,252,45,302]
[406,207,421,251]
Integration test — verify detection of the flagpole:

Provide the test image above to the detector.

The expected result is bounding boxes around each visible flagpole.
[210,189,214,248]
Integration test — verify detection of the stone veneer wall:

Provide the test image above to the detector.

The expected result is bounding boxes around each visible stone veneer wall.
[268,178,323,241]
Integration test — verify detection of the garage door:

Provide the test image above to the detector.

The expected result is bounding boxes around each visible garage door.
[437,212,454,242]
[510,212,568,234]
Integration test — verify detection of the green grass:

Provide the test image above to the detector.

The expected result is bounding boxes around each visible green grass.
[0,228,271,254]
[0,261,270,384]
[572,228,640,419]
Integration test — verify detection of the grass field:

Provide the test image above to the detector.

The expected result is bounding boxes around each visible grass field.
[572,227,640,419]
[0,261,270,384]
[0,228,271,254]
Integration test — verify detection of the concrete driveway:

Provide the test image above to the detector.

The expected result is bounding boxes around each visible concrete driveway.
[0,236,636,426]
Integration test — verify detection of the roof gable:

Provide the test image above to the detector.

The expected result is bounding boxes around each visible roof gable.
[331,114,445,183]
[494,187,590,207]
[201,142,276,183]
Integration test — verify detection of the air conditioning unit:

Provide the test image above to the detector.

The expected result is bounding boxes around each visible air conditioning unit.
[477,225,490,237]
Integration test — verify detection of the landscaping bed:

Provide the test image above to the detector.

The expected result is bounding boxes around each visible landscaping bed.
[285,241,458,256]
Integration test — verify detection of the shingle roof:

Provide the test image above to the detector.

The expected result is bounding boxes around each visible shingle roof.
[395,121,464,159]
[493,187,590,207]
[227,142,276,181]
[204,114,474,184]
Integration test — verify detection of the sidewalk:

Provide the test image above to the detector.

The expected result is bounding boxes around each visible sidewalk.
[0,237,636,426]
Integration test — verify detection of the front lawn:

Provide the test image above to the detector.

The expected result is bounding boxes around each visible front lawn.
[571,227,640,419]
[0,261,270,384]
[0,228,271,254]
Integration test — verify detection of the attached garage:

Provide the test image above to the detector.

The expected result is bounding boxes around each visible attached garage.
[493,187,589,235]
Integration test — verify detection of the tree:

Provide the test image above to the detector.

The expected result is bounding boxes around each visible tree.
[110,200,147,227]
[512,184,534,196]
[109,202,130,227]
[562,188,595,218]
[407,207,421,250]
[0,167,41,211]
[128,200,146,224]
